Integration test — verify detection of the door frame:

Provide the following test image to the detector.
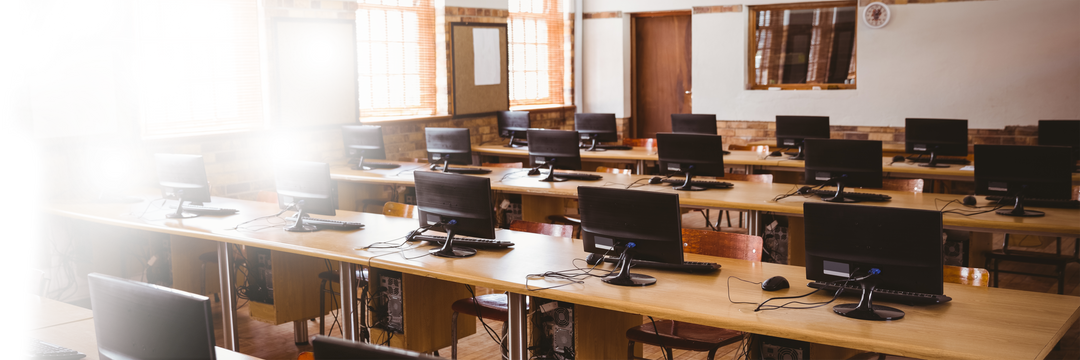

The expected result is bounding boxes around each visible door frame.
[630,10,693,139]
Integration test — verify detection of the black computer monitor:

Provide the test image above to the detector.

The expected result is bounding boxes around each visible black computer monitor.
[527,129,582,182]
[656,133,726,191]
[88,273,216,360]
[579,186,684,287]
[414,171,496,258]
[575,113,618,151]
[905,118,968,168]
[671,114,717,135]
[155,153,213,219]
[803,203,944,321]
[803,139,883,203]
[1038,120,1080,162]
[313,335,440,360]
[775,115,830,160]
[426,127,479,173]
[342,125,399,170]
[974,144,1073,217]
[498,111,531,148]
[275,160,338,232]
[84,144,142,202]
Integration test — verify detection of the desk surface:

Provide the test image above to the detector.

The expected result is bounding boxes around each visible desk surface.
[29,318,260,360]
[28,296,94,331]
[331,163,1080,237]
[45,196,1080,360]
[473,144,781,167]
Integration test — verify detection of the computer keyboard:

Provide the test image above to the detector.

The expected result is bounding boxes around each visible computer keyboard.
[906,156,970,165]
[660,178,734,189]
[354,161,402,170]
[409,234,515,249]
[180,204,239,215]
[808,189,891,202]
[599,256,721,273]
[295,216,365,230]
[27,339,86,360]
[431,166,493,175]
[985,196,1080,209]
[552,172,603,181]
[807,281,952,305]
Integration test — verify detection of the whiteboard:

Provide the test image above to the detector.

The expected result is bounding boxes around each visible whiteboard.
[273,19,358,127]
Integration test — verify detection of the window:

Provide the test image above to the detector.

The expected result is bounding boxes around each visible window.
[136,0,264,138]
[748,1,857,90]
[508,0,565,106]
[356,0,437,117]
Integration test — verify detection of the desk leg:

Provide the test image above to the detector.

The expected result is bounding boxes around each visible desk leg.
[747,210,760,236]
[635,160,644,175]
[217,242,239,351]
[507,293,528,360]
[339,262,359,341]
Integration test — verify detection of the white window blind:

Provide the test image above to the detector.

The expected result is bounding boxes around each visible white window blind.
[356,0,436,118]
[508,0,564,106]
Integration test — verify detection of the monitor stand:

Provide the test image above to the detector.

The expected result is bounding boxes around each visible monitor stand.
[821,182,858,203]
[919,151,950,168]
[996,189,1045,217]
[583,136,606,152]
[672,169,705,191]
[285,201,318,232]
[166,190,200,219]
[602,245,656,287]
[788,143,807,160]
[505,132,526,148]
[430,222,477,258]
[539,162,568,182]
[832,270,904,321]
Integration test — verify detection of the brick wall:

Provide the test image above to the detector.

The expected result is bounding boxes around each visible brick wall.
[716,120,1038,150]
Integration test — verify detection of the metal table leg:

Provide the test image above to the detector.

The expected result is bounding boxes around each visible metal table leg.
[747,210,761,236]
[636,160,645,175]
[507,293,528,360]
[339,262,359,341]
[217,242,239,351]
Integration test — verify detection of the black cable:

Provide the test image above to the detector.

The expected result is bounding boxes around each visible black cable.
[130,198,167,219]
[465,285,504,346]
[624,178,650,189]
[935,198,1005,216]
[228,204,295,231]
[524,251,616,291]
[647,316,670,360]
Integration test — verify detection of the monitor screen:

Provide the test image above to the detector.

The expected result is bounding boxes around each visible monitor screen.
[804,139,883,189]
[342,125,387,161]
[414,171,496,258]
[671,114,718,135]
[656,133,725,191]
[155,153,212,204]
[88,273,216,360]
[580,186,684,286]
[425,127,473,167]
[974,145,1073,200]
[527,129,582,171]
[775,116,830,160]
[905,118,968,157]
[275,160,337,217]
[575,113,619,143]
[497,111,531,137]
[313,336,440,360]
[1038,120,1080,160]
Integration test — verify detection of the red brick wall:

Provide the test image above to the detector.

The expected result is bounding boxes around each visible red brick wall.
[717,120,1038,151]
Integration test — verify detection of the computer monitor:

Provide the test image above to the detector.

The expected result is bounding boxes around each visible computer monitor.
[803,139,883,203]
[342,125,399,170]
[656,133,726,191]
[803,203,944,321]
[775,115,830,160]
[497,111,531,148]
[312,335,440,360]
[88,273,216,360]
[275,160,338,232]
[671,114,718,135]
[155,153,212,219]
[1038,120,1080,162]
[579,186,684,287]
[414,171,496,258]
[974,144,1073,217]
[84,144,142,202]
[527,129,582,182]
[575,113,618,151]
[425,127,478,173]
[905,118,968,168]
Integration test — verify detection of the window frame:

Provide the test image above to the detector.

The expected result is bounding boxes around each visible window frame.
[354,0,438,118]
[746,0,858,91]
[508,0,565,106]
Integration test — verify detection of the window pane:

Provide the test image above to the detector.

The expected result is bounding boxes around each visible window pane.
[749,2,856,88]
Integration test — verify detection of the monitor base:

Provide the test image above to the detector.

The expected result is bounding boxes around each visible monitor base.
[833,303,905,321]
[602,273,656,287]
[284,224,318,232]
[996,208,1045,217]
[430,246,477,258]
[673,185,706,191]
[166,212,200,219]
[539,177,569,182]
[822,196,859,203]
[505,143,526,148]
[918,163,950,168]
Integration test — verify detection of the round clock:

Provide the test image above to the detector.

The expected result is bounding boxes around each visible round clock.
[862,2,891,29]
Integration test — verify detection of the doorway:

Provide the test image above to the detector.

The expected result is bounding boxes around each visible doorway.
[632,11,692,139]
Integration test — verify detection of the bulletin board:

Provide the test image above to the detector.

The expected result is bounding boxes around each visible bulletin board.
[271,18,359,128]
[450,22,510,116]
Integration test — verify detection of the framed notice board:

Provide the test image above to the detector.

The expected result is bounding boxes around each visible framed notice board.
[450,22,509,116]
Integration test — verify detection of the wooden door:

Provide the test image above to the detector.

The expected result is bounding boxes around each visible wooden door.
[633,12,692,138]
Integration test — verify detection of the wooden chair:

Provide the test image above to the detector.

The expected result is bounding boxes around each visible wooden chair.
[943,265,990,287]
[880,178,924,193]
[382,201,420,219]
[548,214,581,238]
[597,166,632,175]
[625,230,763,360]
[622,138,656,148]
[450,220,572,359]
[983,185,1080,294]
[482,162,523,168]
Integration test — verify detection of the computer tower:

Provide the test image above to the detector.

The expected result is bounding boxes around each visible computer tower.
[372,269,404,333]
[531,298,574,360]
[758,335,808,360]
[942,230,969,266]
[246,246,274,304]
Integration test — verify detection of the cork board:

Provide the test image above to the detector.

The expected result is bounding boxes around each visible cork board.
[451,22,509,116]
[272,18,358,128]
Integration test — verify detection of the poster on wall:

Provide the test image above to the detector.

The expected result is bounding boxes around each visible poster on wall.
[21,12,117,138]
[473,28,501,86]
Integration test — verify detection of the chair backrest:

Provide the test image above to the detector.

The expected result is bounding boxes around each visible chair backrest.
[943,265,989,287]
[881,178,924,194]
[482,162,523,168]
[1072,185,1080,200]
[680,229,763,261]
[509,220,575,238]
[622,138,655,148]
[383,202,420,219]
[595,166,632,175]
[723,173,773,184]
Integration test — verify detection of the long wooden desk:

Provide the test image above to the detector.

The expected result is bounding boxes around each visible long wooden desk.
[28,294,260,360]
[45,196,1080,360]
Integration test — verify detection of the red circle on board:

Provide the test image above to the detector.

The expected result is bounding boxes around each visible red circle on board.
[311,41,330,62]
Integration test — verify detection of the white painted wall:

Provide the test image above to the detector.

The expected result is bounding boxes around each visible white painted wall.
[581,0,1080,128]
[582,16,631,117]
[445,0,508,9]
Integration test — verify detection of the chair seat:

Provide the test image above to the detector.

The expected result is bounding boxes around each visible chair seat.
[318,269,370,287]
[451,294,509,322]
[985,249,1078,265]
[625,320,743,352]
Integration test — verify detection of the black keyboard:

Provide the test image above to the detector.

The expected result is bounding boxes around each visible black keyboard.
[985,196,1080,209]
[600,256,721,273]
[409,234,515,249]
[581,145,633,151]
[431,166,492,175]
[808,281,952,305]
[181,204,239,215]
[552,172,603,181]
[808,189,891,202]
[660,178,734,189]
[27,339,86,360]
[355,161,401,170]
[906,156,970,165]
[295,216,365,230]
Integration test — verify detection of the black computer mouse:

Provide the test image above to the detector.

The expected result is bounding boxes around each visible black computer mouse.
[892,155,906,163]
[648,176,664,185]
[761,276,790,291]
[962,194,977,206]
[527,168,541,176]
[797,186,813,195]
[769,151,783,157]
[585,253,605,266]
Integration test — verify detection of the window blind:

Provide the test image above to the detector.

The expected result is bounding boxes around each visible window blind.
[356,0,437,118]
[508,0,565,106]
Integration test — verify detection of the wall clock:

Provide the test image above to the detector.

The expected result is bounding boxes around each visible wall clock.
[863,2,891,29]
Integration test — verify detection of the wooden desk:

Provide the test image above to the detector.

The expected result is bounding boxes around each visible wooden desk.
[45,197,1080,360]
[472,144,775,174]
[30,318,262,360]
[27,295,94,330]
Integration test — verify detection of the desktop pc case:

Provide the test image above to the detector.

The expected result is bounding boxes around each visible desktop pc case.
[530,298,575,360]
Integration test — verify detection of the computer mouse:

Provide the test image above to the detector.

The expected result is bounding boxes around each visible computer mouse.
[962,194,977,206]
[761,276,790,291]
[585,253,605,266]
[797,186,813,195]
[769,151,783,157]
[648,176,664,185]
[527,168,541,176]
[892,155,906,163]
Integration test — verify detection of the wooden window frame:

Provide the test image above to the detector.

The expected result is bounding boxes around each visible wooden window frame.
[355,0,437,118]
[508,0,565,107]
[747,1,857,91]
